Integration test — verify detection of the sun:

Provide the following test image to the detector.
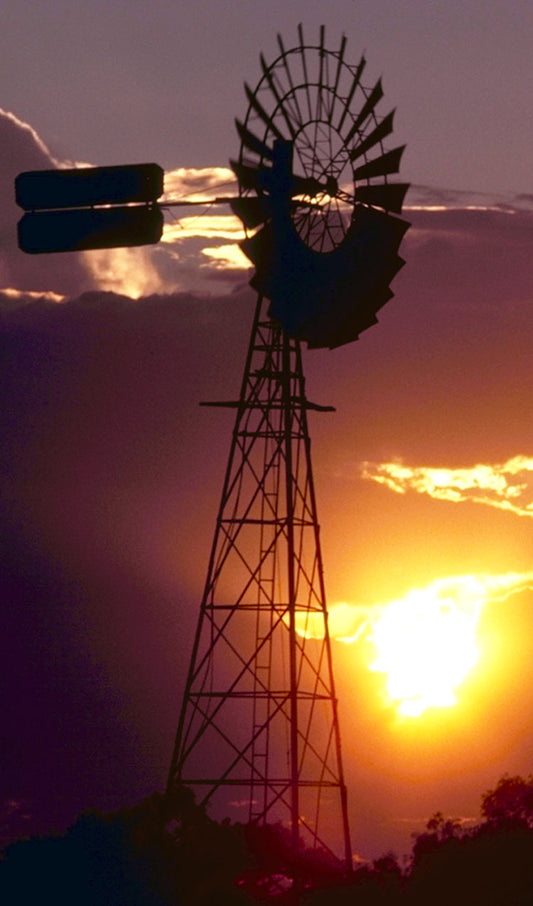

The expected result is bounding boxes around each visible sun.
[369,581,482,717]
[296,571,533,718]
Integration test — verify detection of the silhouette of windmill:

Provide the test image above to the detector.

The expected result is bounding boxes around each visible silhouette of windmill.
[166,25,409,867]
[14,23,409,870]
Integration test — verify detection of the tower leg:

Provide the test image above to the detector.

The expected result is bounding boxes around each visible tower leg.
[167,294,352,870]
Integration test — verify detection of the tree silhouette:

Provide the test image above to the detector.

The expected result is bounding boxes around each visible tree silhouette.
[480,774,533,829]
[3,776,533,904]
[407,777,533,906]
[0,795,178,905]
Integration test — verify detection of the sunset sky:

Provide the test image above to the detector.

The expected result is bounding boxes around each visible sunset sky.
[1,0,533,863]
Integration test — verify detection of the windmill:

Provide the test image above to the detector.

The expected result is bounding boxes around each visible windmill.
[14,22,408,874]
[165,25,409,869]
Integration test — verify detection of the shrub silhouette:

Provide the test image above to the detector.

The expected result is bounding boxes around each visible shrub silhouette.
[2,776,533,904]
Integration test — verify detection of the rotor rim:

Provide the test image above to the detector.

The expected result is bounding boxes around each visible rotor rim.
[236,30,401,253]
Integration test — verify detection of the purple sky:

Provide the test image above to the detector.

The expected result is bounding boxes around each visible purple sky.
[1,1,533,863]
[1,1,532,191]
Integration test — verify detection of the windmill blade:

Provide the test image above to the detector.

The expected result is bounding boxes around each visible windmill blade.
[260,53,298,139]
[276,32,305,125]
[231,159,295,195]
[344,79,383,145]
[230,196,272,229]
[330,34,348,118]
[245,83,285,142]
[337,55,366,132]
[326,313,380,349]
[230,160,266,193]
[328,303,385,348]
[349,111,395,161]
[297,23,313,120]
[369,286,395,313]
[304,285,384,349]
[315,25,326,120]
[236,120,275,161]
[353,145,405,180]
[349,203,410,248]
[241,224,275,293]
[354,182,409,213]
[378,254,406,286]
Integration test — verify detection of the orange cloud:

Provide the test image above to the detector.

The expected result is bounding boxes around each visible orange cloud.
[162,166,236,201]
[200,244,249,270]
[82,245,166,299]
[0,287,66,303]
[158,166,250,277]
[360,455,533,518]
[162,214,244,245]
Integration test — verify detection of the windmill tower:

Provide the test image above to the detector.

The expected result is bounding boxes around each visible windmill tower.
[166,25,409,868]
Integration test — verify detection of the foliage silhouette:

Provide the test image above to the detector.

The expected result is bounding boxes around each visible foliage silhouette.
[2,776,533,904]
[481,773,533,829]
[0,794,173,905]
[407,778,533,906]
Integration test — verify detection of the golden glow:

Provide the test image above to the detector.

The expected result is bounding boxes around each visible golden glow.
[361,455,533,518]
[368,572,533,716]
[369,581,481,717]
[293,602,372,642]
[162,166,236,200]
[162,214,245,245]
[295,571,533,718]
[82,246,165,299]
[200,244,250,270]
[0,287,66,303]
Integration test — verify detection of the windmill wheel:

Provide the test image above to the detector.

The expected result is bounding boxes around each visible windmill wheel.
[230,24,410,349]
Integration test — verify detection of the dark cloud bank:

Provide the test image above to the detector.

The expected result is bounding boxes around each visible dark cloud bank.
[1,106,533,856]
[1,287,254,844]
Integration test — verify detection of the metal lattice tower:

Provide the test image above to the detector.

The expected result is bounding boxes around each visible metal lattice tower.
[13,22,410,878]
[166,24,410,871]
[167,293,352,865]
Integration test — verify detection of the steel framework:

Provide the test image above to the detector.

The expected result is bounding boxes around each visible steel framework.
[166,292,352,867]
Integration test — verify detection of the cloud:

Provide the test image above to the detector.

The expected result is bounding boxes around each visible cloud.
[293,601,375,643]
[360,455,533,518]
[1,113,247,300]
[200,243,249,271]
[392,190,533,351]
[163,214,244,245]
[161,166,244,255]
[0,108,93,296]
[301,571,533,648]
[406,183,533,213]
[159,166,251,288]
[162,166,236,199]
[4,109,533,307]
[0,285,257,838]
[0,109,165,299]
[390,814,478,829]
[81,245,166,299]
[0,287,66,304]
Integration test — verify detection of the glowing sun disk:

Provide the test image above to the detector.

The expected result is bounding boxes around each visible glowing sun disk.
[370,588,480,717]
[294,571,533,718]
